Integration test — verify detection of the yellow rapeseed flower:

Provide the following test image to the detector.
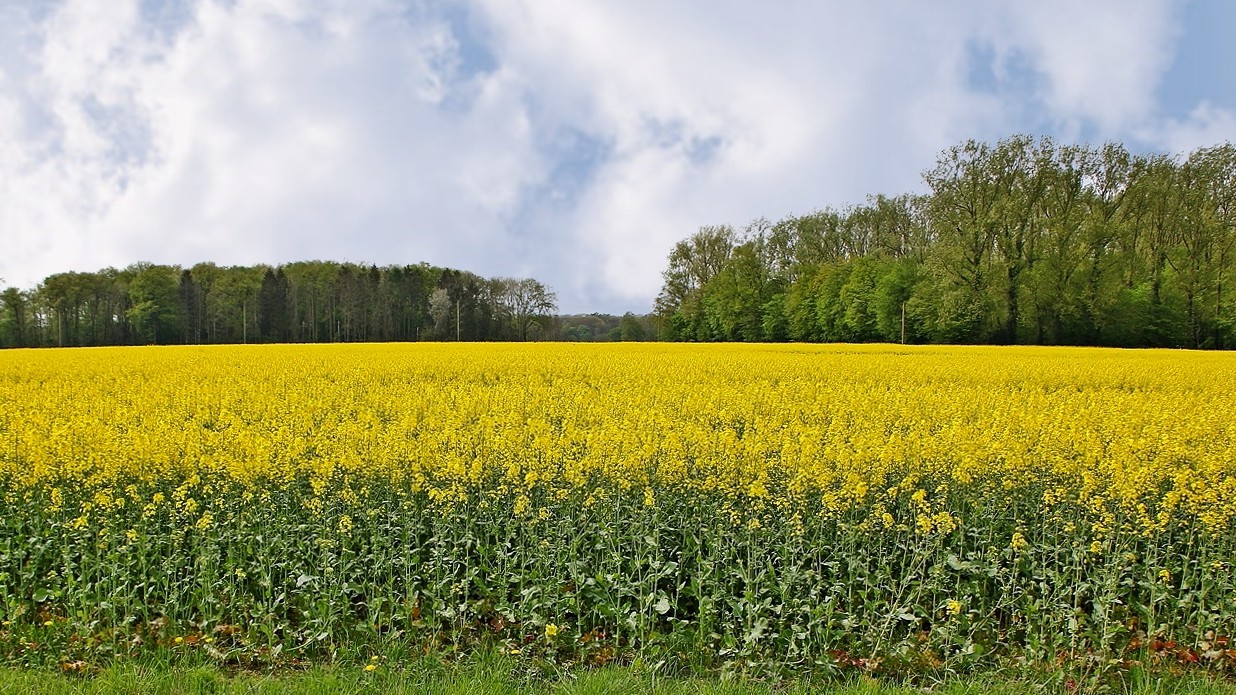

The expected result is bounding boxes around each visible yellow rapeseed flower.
[0,343,1233,548]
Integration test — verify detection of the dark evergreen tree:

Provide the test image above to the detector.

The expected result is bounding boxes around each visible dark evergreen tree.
[259,268,291,343]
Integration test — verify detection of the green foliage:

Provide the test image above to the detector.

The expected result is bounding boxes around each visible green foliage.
[812,263,852,341]
[701,241,770,342]
[126,265,184,345]
[3,660,1236,695]
[0,289,31,348]
[6,261,568,347]
[760,293,789,342]
[872,261,917,343]
[838,259,881,341]
[655,136,1236,349]
[618,313,647,341]
[3,474,1236,684]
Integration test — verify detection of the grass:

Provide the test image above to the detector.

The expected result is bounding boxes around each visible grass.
[1,653,1234,695]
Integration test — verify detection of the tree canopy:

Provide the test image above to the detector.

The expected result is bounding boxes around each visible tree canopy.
[0,261,558,348]
[655,136,1236,349]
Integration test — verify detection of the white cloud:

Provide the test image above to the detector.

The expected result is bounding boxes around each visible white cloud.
[0,0,1215,312]
[1,0,547,289]
[993,0,1180,134]
[1156,102,1236,155]
[466,0,1195,307]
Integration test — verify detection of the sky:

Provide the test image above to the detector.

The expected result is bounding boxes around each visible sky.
[2,1,1234,314]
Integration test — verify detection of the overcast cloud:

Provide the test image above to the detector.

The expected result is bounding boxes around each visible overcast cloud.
[2,0,1233,312]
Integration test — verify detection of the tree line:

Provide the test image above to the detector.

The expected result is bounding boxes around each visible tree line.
[655,135,1236,349]
[0,261,559,347]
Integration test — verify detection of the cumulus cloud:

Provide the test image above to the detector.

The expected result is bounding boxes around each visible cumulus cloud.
[2,0,545,290]
[0,0,1221,312]
[467,1,1186,306]
[1156,103,1236,155]
[992,0,1180,134]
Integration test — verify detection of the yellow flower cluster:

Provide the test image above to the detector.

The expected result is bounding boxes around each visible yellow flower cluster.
[1,343,1233,533]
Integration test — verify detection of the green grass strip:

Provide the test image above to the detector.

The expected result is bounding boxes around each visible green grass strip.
[2,661,1235,695]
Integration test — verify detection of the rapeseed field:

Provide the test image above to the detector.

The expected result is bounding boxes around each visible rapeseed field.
[1,343,1233,676]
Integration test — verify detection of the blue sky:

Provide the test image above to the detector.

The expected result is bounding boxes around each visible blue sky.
[2,1,1234,313]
